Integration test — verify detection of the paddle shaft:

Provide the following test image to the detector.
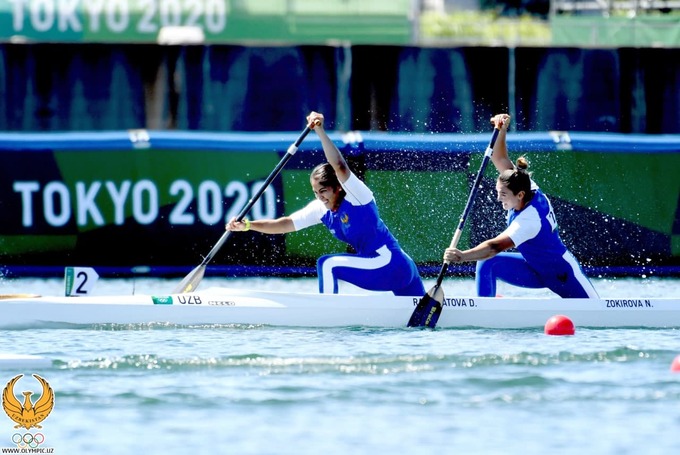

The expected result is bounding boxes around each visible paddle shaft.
[434,127,501,288]
[198,125,314,267]
[173,124,316,293]
[407,127,502,328]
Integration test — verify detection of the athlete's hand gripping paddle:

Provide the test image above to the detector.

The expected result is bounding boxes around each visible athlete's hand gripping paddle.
[407,127,501,328]
[172,122,318,294]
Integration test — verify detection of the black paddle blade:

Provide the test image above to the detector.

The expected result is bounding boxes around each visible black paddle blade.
[407,285,444,328]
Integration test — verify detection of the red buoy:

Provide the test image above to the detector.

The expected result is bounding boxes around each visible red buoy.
[544,314,575,336]
[671,355,680,373]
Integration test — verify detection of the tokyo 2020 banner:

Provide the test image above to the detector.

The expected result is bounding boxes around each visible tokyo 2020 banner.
[0,0,413,44]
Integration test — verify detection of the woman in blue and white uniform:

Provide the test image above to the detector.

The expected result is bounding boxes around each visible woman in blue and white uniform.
[226,111,425,297]
[444,114,599,298]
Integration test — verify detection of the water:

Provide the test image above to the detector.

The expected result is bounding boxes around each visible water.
[0,276,679,454]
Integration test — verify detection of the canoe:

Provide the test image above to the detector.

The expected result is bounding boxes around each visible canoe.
[1,287,679,329]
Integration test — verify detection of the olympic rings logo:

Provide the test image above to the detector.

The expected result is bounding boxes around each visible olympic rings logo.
[11,432,45,448]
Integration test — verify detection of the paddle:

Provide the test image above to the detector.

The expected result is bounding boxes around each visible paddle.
[0,294,41,300]
[172,122,318,294]
[407,127,501,328]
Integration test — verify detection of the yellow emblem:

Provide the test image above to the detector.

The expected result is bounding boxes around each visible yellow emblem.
[2,374,54,430]
[340,213,349,223]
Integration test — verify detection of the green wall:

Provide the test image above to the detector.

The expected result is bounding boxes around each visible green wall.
[1,130,678,271]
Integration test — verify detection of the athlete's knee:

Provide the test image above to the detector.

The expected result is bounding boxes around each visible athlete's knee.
[316,254,330,269]
[476,259,494,278]
[317,255,339,294]
[475,259,497,297]
[476,257,498,276]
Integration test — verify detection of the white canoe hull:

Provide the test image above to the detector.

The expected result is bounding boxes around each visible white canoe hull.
[1,287,679,329]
